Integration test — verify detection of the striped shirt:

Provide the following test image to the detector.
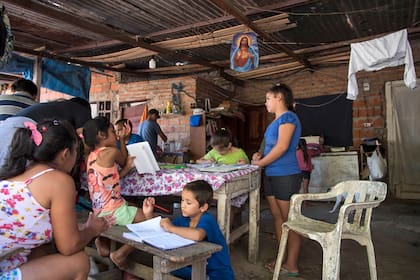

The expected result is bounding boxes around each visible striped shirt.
[0,91,37,121]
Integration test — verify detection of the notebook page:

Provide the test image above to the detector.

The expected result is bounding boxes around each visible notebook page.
[126,142,160,174]
[142,233,196,250]
[126,216,165,235]
[125,216,196,249]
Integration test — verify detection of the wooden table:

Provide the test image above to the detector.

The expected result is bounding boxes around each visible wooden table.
[82,166,261,263]
[212,168,261,263]
[99,225,222,280]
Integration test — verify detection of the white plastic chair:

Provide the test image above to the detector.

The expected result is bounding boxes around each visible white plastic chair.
[272,180,387,280]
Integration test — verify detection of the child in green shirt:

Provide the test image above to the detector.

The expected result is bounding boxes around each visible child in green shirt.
[197,129,250,223]
[197,128,249,165]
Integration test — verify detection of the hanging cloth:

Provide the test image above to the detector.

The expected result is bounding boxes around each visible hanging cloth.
[347,29,416,100]
[140,105,148,122]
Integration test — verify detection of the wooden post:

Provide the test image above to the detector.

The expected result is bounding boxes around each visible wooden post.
[33,56,42,102]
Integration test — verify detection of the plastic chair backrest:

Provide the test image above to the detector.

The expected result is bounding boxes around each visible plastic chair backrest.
[332,180,387,231]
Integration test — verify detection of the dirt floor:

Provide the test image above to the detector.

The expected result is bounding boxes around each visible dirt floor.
[85,194,420,280]
[230,196,420,280]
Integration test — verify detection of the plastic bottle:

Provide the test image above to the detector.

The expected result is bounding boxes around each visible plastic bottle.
[166,101,172,113]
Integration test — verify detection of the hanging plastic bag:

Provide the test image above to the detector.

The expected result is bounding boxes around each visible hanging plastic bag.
[366,150,387,180]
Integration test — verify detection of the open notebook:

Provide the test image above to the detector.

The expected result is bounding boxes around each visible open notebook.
[126,142,160,174]
[123,216,195,250]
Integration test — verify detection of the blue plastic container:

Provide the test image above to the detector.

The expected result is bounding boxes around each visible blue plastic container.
[190,115,202,127]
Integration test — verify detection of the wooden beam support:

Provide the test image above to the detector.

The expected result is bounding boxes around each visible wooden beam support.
[7,1,193,59]
[7,0,242,83]
[55,40,123,54]
[13,46,247,85]
[78,14,293,64]
[0,73,22,82]
[53,0,316,55]
[145,0,317,38]
[13,46,149,75]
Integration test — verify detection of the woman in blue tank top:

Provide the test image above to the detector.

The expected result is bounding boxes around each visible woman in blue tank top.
[252,84,302,276]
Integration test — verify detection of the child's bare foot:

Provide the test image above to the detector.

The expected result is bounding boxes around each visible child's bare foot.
[95,237,110,257]
[110,250,128,270]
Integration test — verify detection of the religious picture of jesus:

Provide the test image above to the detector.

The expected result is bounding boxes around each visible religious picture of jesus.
[230,32,259,72]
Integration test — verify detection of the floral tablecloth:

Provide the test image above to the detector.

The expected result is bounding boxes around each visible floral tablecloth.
[81,165,259,198]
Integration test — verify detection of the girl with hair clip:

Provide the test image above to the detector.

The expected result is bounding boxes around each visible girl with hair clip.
[82,116,155,272]
[0,119,112,280]
[252,84,302,276]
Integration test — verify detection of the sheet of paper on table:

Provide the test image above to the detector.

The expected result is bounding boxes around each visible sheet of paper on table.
[126,142,160,174]
[185,163,212,170]
[198,164,249,173]
[124,216,195,250]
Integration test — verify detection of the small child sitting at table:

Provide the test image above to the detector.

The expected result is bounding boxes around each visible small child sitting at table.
[197,128,249,165]
[160,180,234,280]
[82,116,155,270]
[197,128,250,224]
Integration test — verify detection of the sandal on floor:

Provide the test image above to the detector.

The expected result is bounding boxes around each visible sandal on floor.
[279,267,299,277]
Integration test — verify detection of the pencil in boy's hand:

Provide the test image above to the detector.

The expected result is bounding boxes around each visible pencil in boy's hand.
[152,204,171,213]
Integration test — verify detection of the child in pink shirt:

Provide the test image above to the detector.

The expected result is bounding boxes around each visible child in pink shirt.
[296,138,312,194]
[83,116,155,270]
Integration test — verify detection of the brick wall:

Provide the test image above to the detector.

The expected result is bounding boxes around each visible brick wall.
[89,73,198,149]
[39,87,71,102]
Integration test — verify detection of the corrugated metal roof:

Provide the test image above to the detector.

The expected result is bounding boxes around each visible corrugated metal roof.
[1,0,419,81]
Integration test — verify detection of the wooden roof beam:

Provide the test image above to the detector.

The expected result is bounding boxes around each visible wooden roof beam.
[13,46,149,75]
[56,40,123,54]
[53,0,317,54]
[146,0,318,38]
[14,45,245,86]
[7,0,244,85]
[6,0,205,64]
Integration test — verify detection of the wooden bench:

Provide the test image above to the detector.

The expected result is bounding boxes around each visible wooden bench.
[89,225,222,280]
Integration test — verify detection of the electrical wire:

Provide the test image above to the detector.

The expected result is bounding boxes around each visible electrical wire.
[243,4,401,16]
[295,92,346,108]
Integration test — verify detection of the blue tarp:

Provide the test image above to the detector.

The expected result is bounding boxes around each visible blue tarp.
[41,58,90,100]
[1,53,90,100]
[1,53,33,79]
